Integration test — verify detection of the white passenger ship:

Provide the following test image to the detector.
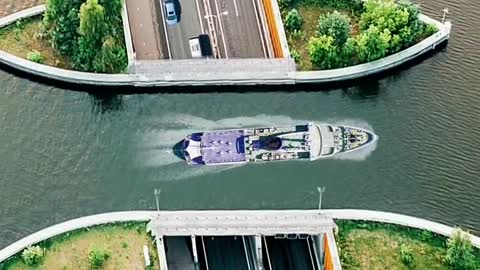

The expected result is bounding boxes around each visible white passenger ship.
[177,123,377,165]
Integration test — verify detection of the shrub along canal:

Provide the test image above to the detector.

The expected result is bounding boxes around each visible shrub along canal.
[0,0,479,253]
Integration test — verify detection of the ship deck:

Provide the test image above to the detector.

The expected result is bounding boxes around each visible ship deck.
[201,130,246,164]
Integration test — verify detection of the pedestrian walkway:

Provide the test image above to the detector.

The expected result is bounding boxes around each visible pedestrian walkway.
[147,209,336,237]
[126,0,164,60]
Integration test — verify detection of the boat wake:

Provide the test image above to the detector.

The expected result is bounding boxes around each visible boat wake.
[135,114,377,180]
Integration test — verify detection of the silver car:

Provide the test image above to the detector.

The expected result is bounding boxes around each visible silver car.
[164,0,177,25]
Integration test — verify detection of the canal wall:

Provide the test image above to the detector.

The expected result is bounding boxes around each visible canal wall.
[1,209,479,265]
[0,5,451,88]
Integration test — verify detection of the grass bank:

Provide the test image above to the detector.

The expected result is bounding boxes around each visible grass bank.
[1,222,160,270]
[336,220,480,270]
[0,17,69,68]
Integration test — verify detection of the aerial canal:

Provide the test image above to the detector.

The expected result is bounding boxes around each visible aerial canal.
[0,0,479,248]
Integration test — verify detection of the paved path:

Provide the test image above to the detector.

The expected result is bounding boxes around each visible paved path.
[126,0,164,60]
[0,0,43,18]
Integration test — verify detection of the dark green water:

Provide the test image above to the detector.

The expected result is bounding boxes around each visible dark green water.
[0,0,479,248]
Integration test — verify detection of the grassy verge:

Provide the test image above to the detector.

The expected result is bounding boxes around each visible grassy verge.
[0,17,70,69]
[336,220,480,270]
[1,222,160,270]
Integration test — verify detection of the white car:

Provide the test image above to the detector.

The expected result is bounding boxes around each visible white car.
[164,0,178,25]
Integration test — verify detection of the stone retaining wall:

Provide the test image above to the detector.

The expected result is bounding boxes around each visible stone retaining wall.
[0,5,451,88]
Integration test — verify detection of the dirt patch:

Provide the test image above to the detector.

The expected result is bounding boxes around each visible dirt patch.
[0,17,70,68]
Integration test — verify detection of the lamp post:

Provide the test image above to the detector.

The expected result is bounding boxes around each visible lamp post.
[317,186,326,210]
[154,188,161,211]
[442,8,449,24]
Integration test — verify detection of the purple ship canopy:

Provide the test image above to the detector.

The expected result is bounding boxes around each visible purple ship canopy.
[201,130,246,164]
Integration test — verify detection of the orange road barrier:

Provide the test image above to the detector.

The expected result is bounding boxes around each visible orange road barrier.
[262,0,284,58]
[324,235,335,270]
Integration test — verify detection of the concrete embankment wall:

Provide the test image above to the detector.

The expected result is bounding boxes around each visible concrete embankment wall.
[1,209,479,265]
[295,15,451,83]
[0,6,451,88]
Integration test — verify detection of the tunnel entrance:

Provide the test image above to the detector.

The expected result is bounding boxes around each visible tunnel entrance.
[263,236,318,270]
[196,236,255,270]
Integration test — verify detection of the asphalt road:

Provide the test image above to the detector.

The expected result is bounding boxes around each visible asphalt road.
[160,0,204,59]
[210,0,267,58]
[154,0,268,59]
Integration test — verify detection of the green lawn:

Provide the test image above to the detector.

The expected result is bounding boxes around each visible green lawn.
[336,221,480,270]
[2,223,160,270]
[0,17,70,68]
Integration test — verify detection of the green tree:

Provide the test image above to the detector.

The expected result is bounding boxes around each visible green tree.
[341,37,358,65]
[355,25,391,62]
[445,229,476,270]
[285,9,303,32]
[307,35,341,69]
[43,0,83,56]
[360,0,422,50]
[75,0,107,71]
[316,11,351,46]
[94,36,128,73]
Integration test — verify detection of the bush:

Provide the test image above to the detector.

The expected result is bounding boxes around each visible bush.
[290,49,301,63]
[355,25,391,62]
[400,244,414,268]
[445,229,476,270]
[278,0,294,10]
[285,9,303,32]
[423,23,438,37]
[88,247,110,269]
[21,246,44,266]
[307,35,341,69]
[26,50,45,64]
[316,11,351,46]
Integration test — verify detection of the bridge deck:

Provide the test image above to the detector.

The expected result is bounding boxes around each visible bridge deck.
[147,210,335,237]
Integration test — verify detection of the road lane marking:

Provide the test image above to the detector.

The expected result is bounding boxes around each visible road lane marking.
[252,0,267,58]
[158,0,172,59]
[214,0,229,58]
[194,0,205,33]
[233,0,239,16]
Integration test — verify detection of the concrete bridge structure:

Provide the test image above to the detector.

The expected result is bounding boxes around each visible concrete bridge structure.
[147,210,341,270]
